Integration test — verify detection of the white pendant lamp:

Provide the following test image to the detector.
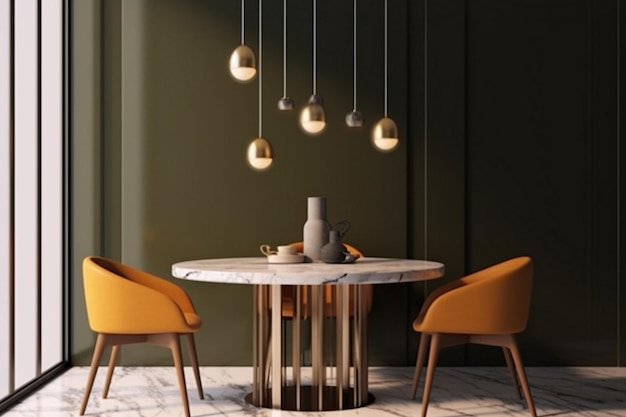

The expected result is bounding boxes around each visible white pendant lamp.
[345,0,363,127]
[372,0,399,151]
[229,0,257,82]
[247,0,273,170]
[300,0,326,134]
[278,0,294,110]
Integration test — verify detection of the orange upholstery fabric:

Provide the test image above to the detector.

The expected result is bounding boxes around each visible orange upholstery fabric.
[83,256,201,334]
[80,256,203,417]
[413,256,533,335]
[411,256,536,417]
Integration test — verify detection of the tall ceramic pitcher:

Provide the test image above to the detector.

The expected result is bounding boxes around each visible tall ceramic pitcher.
[303,196,330,261]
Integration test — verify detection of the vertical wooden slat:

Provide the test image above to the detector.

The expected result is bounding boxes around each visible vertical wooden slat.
[270,285,282,408]
[311,285,324,410]
[252,285,259,404]
[335,285,351,410]
[258,285,269,406]
[292,285,301,410]
[357,285,368,403]
[351,284,361,407]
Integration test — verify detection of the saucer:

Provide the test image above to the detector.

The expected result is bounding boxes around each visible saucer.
[267,253,305,264]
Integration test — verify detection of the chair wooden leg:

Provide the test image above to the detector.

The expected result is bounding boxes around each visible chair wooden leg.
[421,333,441,417]
[102,345,120,399]
[507,337,537,417]
[167,334,191,417]
[80,333,108,415]
[411,333,430,400]
[502,346,522,399]
[185,333,204,400]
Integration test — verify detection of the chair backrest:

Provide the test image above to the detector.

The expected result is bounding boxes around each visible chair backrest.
[415,256,533,334]
[83,256,199,334]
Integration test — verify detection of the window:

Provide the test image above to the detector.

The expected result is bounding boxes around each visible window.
[0,0,69,410]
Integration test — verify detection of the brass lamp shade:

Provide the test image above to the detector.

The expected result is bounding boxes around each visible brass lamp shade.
[247,137,273,170]
[372,117,399,151]
[229,45,257,82]
[299,94,326,134]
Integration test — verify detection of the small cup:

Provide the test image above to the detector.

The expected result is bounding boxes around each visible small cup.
[277,245,297,255]
[260,244,297,257]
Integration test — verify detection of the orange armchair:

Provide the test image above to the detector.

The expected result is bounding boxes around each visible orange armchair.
[80,256,204,417]
[411,256,536,417]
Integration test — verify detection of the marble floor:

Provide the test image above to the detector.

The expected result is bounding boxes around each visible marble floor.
[3,366,625,417]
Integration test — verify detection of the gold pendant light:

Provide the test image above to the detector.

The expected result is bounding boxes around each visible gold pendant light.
[345,0,363,127]
[229,0,257,82]
[372,117,398,151]
[300,0,326,134]
[247,0,273,170]
[372,0,399,151]
[247,137,273,170]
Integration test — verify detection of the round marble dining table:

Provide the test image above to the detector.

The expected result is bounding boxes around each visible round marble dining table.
[172,257,445,412]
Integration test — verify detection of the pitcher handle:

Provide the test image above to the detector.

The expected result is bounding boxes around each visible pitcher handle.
[335,220,351,238]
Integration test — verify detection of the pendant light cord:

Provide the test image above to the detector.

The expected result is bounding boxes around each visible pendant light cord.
[616,0,621,366]
[283,0,287,97]
[258,0,262,136]
[241,0,245,44]
[424,0,428,262]
[313,0,317,95]
[352,0,357,110]
[384,0,388,117]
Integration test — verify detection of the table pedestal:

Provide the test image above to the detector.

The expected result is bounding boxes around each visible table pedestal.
[248,284,373,411]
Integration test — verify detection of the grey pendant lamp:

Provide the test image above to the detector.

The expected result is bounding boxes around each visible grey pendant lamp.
[372,0,399,151]
[345,0,363,127]
[299,0,326,134]
[229,0,257,82]
[278,0,294,110]
[247,0,273,170]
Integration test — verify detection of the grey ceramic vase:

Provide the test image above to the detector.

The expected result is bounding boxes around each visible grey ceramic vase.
[321,230,350,263]
[303,196,330,261]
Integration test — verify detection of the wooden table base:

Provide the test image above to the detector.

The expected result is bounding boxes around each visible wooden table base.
[250,284,371,411]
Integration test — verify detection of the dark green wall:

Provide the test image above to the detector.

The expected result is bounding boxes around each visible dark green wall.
[72,0,624,367]
[462,0,622,366]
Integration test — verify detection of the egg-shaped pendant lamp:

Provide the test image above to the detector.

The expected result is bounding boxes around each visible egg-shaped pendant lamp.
[300,94,326,134]
[372,117,398,151]
[372,0,399,151]
[229,44,256,82]
[246,0,273,170]
[229,0,257,82]
[299,0,326,135]
[247,137,273,170]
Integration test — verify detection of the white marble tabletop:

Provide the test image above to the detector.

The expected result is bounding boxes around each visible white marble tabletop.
[172,257,445,285]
